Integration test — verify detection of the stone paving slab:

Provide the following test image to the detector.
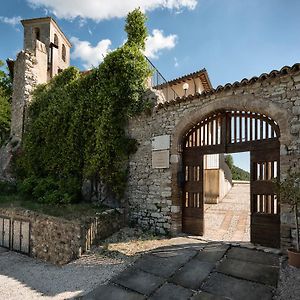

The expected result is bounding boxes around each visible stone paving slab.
[171,259,214,290]
[217,257,279,287]
[0,247,8,254]
[83,244,280,300]
[195,243,229,263]
[191,291,230,300]
[226,247,280,266]
[202,272,273,300]
[150,243,205,253]
[134,248,197,278]
[112,267,165,296]
[149,283,193,300]
[81,284,145,300]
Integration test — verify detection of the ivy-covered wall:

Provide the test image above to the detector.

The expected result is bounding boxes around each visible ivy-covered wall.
[15,9,151,206]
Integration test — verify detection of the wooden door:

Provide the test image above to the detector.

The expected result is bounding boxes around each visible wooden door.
[182,150,204,235]
[250,147,280,248]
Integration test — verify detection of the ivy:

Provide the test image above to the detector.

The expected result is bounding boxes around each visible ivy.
[17,9,152,204]
[0,60,12,145]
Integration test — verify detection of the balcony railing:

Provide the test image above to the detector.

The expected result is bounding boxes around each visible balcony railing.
[145,56,179,101]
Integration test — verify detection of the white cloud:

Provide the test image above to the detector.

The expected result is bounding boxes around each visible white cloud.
[27,0,197,21]
[0,16,22,26]
[144,29,177,59]
[78,18,87,28]
[174,57,179,67]
[70,37,112,69]
[71,28,177,69]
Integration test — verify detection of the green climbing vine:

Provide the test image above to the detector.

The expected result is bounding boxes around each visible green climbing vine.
[0,60,12,145]
[16,9,152,205]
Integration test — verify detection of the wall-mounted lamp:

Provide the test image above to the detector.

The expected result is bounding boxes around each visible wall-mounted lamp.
[182,82,189,96]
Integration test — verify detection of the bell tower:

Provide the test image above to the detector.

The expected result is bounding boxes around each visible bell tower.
[9,17,72,139]
[21,17,72,81]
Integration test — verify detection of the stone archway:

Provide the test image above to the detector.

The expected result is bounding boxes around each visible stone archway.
[170,96,293,248]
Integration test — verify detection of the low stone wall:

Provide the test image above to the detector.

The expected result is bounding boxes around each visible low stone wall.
[0,207,124,265]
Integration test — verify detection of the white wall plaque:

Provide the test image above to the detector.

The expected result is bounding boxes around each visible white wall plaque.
[152,135,170,151]
[152,150,170,168]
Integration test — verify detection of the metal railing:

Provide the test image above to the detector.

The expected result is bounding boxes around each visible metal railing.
[145,56,179,101]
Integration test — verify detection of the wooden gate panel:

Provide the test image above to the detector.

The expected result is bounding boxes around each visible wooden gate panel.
[12,220,21,251]
[0,216,11,249]
[250,148,280,248]
[12,219,30,254]
[182,155,204,235]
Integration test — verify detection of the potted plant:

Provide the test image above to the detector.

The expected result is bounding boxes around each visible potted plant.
[276,170,300,267]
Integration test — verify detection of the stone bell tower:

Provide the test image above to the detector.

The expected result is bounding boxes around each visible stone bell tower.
[10,17,72,139]
[0,17,71,179]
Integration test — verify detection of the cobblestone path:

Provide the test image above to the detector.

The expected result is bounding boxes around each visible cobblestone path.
[203,183,250,243]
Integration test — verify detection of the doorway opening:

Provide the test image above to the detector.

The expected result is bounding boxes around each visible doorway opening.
[203,152,250,243]
[181,110,280,248]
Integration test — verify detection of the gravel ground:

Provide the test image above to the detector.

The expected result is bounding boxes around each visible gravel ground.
[274,257,300,300]
[1,227,300,299]
[0,248,128,300]
[0,228,202,300]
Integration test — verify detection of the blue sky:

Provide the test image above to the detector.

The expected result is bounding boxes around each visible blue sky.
[1,0,300,171]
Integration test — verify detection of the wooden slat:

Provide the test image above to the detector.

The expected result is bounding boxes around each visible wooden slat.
[250,114,253,141]
[260,118,263,140]
[234,112,237,143]
[245,113,248,142]
[239,114,242,143]
[255,116,258,140]
[210,119,214,145]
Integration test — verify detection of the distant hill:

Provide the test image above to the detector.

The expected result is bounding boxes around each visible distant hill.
[231,165,250,181]
[225,154,250,181]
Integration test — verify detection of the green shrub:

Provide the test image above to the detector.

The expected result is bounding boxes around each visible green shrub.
[0,181,17,195]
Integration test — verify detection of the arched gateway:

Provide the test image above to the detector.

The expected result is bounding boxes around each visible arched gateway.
[182,110,280,248]
[127,63,300,252]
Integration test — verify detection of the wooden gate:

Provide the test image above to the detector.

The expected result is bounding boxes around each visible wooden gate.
[182,110,280,247]
[0,217,30,254]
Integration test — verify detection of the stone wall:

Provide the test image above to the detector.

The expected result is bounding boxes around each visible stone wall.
[127,65,300,250]
[10,50,39,139]
[0,207,124,265]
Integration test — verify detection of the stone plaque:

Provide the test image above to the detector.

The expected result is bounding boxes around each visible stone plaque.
[152,135,170,151]
[152,150,170,168]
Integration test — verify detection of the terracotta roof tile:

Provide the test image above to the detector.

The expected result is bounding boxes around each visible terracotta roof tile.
[154,68,213,91]
[156,63,300,110]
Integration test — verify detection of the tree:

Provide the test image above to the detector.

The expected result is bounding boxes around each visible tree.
[125,8,148,50]
[225,154,234,170]
[0,60,12,145]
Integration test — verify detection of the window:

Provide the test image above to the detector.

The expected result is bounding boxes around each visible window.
[34,27,40,41]
[62,44,66,62]
[54,34,58,47]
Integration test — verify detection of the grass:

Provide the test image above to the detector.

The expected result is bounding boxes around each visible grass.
[0,192,107,220]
